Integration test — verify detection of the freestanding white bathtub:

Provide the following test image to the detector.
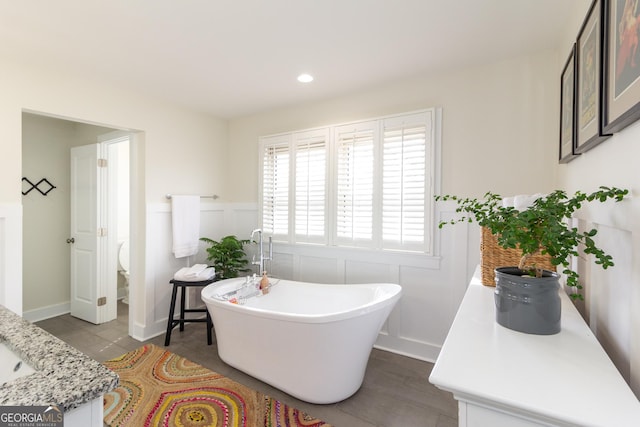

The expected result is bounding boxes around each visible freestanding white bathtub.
[201,277,402,404]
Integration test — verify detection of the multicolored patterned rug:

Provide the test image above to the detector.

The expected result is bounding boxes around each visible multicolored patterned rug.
[103,344,332,427]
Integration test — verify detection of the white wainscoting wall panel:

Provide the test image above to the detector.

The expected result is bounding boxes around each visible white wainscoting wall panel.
[576,218,634,385]
[140,202,259,341]
[137,199,640,394]
[0,204,22,315]
[139,201,477,363]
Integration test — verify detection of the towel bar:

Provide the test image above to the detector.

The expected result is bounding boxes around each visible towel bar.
[165,194,218,200]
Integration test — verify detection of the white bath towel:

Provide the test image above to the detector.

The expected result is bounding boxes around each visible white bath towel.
[171,195,200,258]
[174,266,216,282]
[502,196,515,208]
[183,263,208,278]
[502,194,545,210]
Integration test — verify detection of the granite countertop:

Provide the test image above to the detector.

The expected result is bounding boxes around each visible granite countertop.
[0,305,119,412]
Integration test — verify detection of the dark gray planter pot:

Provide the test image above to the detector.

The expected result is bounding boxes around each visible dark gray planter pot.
[494,267,561,335]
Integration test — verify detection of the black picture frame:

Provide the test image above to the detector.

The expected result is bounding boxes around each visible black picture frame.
[576,0,611,153]
[560,45,579,163]
[602,0,640,134]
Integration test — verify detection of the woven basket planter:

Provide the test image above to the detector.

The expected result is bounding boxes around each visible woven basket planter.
[480,227,555,286]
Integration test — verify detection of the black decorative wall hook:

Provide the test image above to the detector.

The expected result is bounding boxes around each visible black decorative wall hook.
[22,177,56,196]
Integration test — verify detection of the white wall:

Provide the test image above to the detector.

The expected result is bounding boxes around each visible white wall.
[22,114,75,313]
[0,59,229,204]
[553,2,640,397]
[228,49,560,202]
[141,202,257,339]
[226,51,560,360]
[0,58,229,340]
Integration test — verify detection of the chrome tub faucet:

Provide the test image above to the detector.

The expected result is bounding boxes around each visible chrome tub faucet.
[251,228,272,275]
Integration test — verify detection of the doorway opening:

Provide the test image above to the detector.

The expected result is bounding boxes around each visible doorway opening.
[21,111,139,337]
[99,132,131,322]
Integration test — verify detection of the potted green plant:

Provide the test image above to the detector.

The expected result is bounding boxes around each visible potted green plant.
[436,186,628,334]
[200,235,251,279]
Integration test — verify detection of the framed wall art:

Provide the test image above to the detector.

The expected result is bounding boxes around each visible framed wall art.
[576,0,610,153]
[560,44,579,163]
[603,0,640,134]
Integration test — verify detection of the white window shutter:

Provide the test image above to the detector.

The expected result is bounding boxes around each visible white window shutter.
[293,130,328,243]
[382,112,431,251]
[258,109,438,254]
[260,135,291,238]
[334,122,376,246]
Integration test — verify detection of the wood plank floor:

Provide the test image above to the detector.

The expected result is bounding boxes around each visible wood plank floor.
[35,302,457,427]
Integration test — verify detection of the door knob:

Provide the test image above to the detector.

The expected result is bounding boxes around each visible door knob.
[66,238,75,244]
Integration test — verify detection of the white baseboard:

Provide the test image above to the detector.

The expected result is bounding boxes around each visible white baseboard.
[132,319,166,342]
[22,301,70,323]
[374,334,441,363]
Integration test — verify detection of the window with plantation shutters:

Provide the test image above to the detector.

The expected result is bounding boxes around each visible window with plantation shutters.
[258,108,439,254]
[294,130,328,243]
[335,122,376,246]
[260,135,290,237]
[381,114,431,251]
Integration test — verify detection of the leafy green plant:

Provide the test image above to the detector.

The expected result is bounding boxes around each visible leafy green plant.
[436,186,628,299]
[200,235,251,279]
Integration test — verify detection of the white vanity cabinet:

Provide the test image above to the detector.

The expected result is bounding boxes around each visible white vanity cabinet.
[65,397,104,427]
[429,267,640,427]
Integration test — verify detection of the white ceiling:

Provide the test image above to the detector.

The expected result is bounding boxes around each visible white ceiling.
[0,0,586,119]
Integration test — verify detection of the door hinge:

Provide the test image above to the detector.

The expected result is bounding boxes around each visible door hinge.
[97,297,107,306]
[98,158,108,168]
[98,227,107,237]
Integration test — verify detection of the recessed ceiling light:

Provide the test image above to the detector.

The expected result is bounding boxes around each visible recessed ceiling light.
[297,73,314,83]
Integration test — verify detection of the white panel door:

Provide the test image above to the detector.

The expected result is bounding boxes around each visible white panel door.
[70,144,102,324]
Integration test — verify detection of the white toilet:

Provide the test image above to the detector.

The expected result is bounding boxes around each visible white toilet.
[118,240,130,305]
